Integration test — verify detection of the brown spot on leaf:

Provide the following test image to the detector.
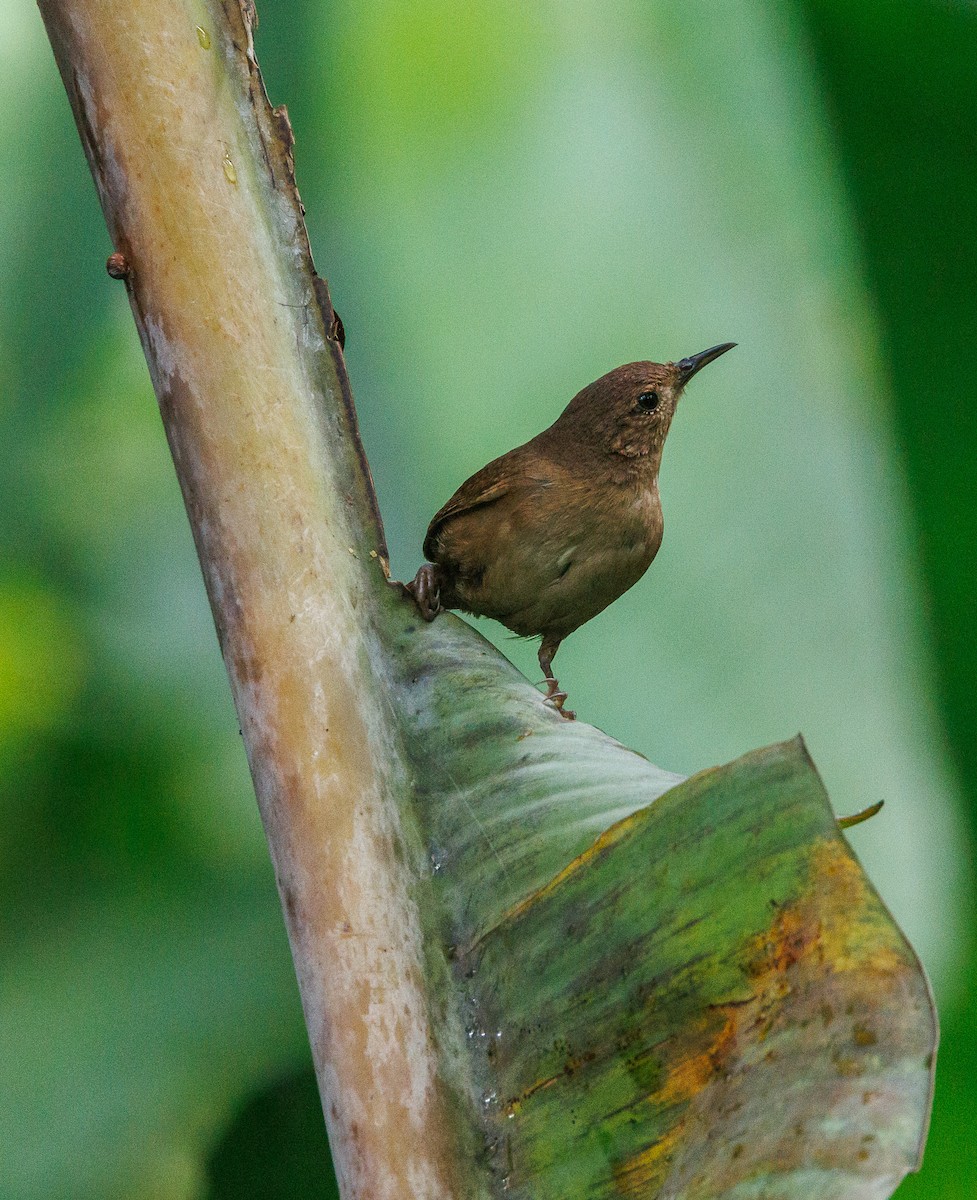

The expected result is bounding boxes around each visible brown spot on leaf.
[833,1054,864,1078]
[609,837,927,1197]
[613,1123,686,1197]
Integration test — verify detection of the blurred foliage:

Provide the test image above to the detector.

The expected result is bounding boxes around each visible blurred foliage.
[1,0,974,1197]
[800,4,977,1196]
[207,1072,335,1200]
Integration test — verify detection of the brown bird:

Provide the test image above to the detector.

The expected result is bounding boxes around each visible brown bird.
[407,344,736,718]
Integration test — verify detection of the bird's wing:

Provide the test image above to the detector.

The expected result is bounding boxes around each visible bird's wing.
[422,461,512,561]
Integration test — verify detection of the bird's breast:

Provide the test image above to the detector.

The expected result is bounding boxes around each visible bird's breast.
[445,478,662,637]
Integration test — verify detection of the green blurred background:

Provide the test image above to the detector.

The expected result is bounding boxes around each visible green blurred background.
[1,1,974,1196]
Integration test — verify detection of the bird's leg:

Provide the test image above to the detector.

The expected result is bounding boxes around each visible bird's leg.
[538,635,575,720]
[406,563,443,622]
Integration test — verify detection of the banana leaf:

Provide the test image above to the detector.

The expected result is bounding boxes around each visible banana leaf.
[390,611,936,1197]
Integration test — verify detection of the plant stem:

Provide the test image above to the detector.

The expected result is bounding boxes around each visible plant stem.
[36,1,475,1195]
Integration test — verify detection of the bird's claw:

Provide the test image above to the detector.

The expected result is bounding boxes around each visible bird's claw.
[407,563,442,622]
[542,679,576,720]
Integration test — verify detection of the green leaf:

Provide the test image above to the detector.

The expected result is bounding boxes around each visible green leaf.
[391,614,936,1198]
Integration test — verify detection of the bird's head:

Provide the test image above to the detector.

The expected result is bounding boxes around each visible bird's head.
[555,343,736,463]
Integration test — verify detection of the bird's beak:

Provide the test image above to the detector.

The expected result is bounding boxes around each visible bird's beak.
[675,342,737,384]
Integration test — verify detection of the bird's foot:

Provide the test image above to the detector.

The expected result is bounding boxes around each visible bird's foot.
[406,563,442,622]
[542,679,576,721]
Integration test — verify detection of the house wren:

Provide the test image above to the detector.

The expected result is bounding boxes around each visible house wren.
[407,343,736,718]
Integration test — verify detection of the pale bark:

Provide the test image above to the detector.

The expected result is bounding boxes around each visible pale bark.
[37,2,473,1196]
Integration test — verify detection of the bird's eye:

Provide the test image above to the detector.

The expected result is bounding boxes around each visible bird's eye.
[637,390,661,412]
